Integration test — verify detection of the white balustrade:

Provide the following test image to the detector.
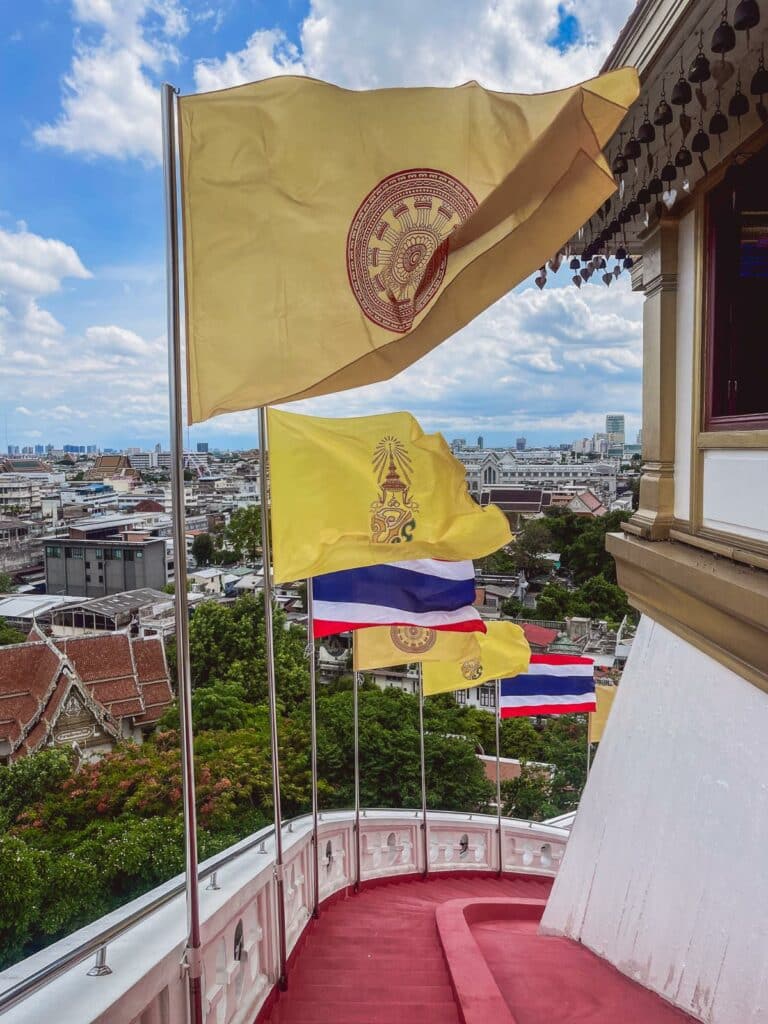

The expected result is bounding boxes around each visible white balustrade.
[0,809,569,1024]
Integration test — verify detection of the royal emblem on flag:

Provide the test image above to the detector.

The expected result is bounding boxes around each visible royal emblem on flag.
[389,625,438,655]
[461,658,483,681]
[346,168,477,332]
[370,436,418,544]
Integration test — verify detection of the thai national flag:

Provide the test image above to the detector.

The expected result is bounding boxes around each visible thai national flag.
[499,653,595,717]
[311,559,485,639]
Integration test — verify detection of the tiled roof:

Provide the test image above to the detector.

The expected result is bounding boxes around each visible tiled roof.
[0,642,121,759]
[522,623,560,649]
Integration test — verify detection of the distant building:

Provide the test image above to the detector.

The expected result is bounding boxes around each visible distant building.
[44,538,167,597]
[85,454,139,482]
[0,631,173,763]
[196,442,209,453]
[605,414,625,445]
[516,437,527,451]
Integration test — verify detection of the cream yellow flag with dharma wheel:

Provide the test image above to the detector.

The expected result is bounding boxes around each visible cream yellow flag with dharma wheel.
[178,69,638,422]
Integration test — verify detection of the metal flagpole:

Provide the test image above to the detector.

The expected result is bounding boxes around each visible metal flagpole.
[495,679,503,877]
[161,82,203,1024]
[586,721,592,777]
[306,579,320,918]
[353,670,362,893]
[258,407,288,989]
[418,665,429,878]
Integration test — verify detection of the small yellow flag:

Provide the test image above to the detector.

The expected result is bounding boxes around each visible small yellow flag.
[422,621,530,696]
[268,408,512,583]
[179,70,639,422]
[353,627,480,673]
[588,683,617,743]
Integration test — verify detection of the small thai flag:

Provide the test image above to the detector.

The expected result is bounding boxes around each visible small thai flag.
[312,559,485,639]
[499,653,596,717]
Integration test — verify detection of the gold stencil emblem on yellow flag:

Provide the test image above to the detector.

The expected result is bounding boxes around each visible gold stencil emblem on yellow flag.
[268,408,511,583]
[353,627,479,673]
[179,70,638,422]
[422,621,531,696]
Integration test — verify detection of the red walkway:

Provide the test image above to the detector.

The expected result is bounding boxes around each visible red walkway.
[264,875,696,1024]
[266,875,549,1023]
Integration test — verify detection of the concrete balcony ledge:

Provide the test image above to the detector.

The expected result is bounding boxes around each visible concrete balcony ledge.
[0,809,569,1024]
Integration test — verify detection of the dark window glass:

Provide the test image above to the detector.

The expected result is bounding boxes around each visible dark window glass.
[707,149,768,427]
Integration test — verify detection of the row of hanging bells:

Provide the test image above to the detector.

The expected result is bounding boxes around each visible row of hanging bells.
[573,2,763,288]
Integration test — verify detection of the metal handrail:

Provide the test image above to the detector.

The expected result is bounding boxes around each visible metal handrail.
[0,807,569,1014]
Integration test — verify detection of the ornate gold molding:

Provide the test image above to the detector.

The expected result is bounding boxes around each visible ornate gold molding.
[607,532,768,693]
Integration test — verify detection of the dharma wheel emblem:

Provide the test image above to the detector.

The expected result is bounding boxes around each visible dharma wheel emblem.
[347,168,477,332]
[389,625,437,655]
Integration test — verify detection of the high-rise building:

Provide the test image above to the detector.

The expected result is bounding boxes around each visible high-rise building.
[515,437,527,451]
[196,442,209,453]
[605,414,625,444]
[636,429,643,447]
[477,436,484,450]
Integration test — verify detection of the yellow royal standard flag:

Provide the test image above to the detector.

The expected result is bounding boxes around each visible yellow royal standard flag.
[588,683,617,743]
[179,69,638,422]
[422,621,530,696]
[353,627,480,673]
[268,408,511,583]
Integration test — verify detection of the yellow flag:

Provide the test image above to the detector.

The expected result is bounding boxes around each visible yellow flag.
[268,408,511,583]
[179,70,638,422]
[422,621,530,696]
[353,627,480,672]
[588,683,617,743]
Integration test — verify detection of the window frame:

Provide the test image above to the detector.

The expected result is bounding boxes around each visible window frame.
[704,152,768,432]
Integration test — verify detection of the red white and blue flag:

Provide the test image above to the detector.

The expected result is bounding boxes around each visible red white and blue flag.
[499,653,595,717]
[312,559,485,639]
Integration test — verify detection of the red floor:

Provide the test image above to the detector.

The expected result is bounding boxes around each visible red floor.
[472,917,696,1023]
[264,875,696,1024]
[265,875,550,1024]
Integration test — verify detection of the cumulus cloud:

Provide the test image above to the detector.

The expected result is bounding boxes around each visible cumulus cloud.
[34,0,187,164]
[194,0,634,93]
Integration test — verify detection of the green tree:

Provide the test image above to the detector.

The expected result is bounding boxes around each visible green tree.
[501,765,557,821]
[513,519,554,574]
[222,505,262,563]
[500,596,525,618]
[0,618,25,646]
[0,571,15,593]
[535,582,572,621]
[535,574,630,624]
[191,532,215,566]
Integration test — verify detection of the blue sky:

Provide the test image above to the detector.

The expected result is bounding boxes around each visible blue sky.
[0,0,640,452]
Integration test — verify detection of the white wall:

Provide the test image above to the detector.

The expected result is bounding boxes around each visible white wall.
[541,616,768,1023]
[674,210,696,523]
[702,449,768,544]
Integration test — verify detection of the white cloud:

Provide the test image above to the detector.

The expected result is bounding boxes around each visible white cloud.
[195,0,634,93]
[34,0,187,164]
[15,406,33,415]
[85,324,154,356]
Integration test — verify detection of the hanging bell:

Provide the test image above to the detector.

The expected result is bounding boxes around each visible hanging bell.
[624,256,635,270]
[671,76,693,106]
[751,53,768,97]
[729,82,750,120]
[689,47,711,84]
[709,107,729,134]
[615,245,628,261]
[734,0,760,33]
[654,98,673,126]
[623,134,641,162]
[608,218,621,236]
[692,125,711,152]
[675,144,693,168]
[627,195,641,217]
[638,116,656,145]
[611,151,629,176]
[637,184,651,207]
[711,16,736,55]
[569,256,580,270]
[661,159,677,183]
[648,174,664,196]
[572,275,582,288]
